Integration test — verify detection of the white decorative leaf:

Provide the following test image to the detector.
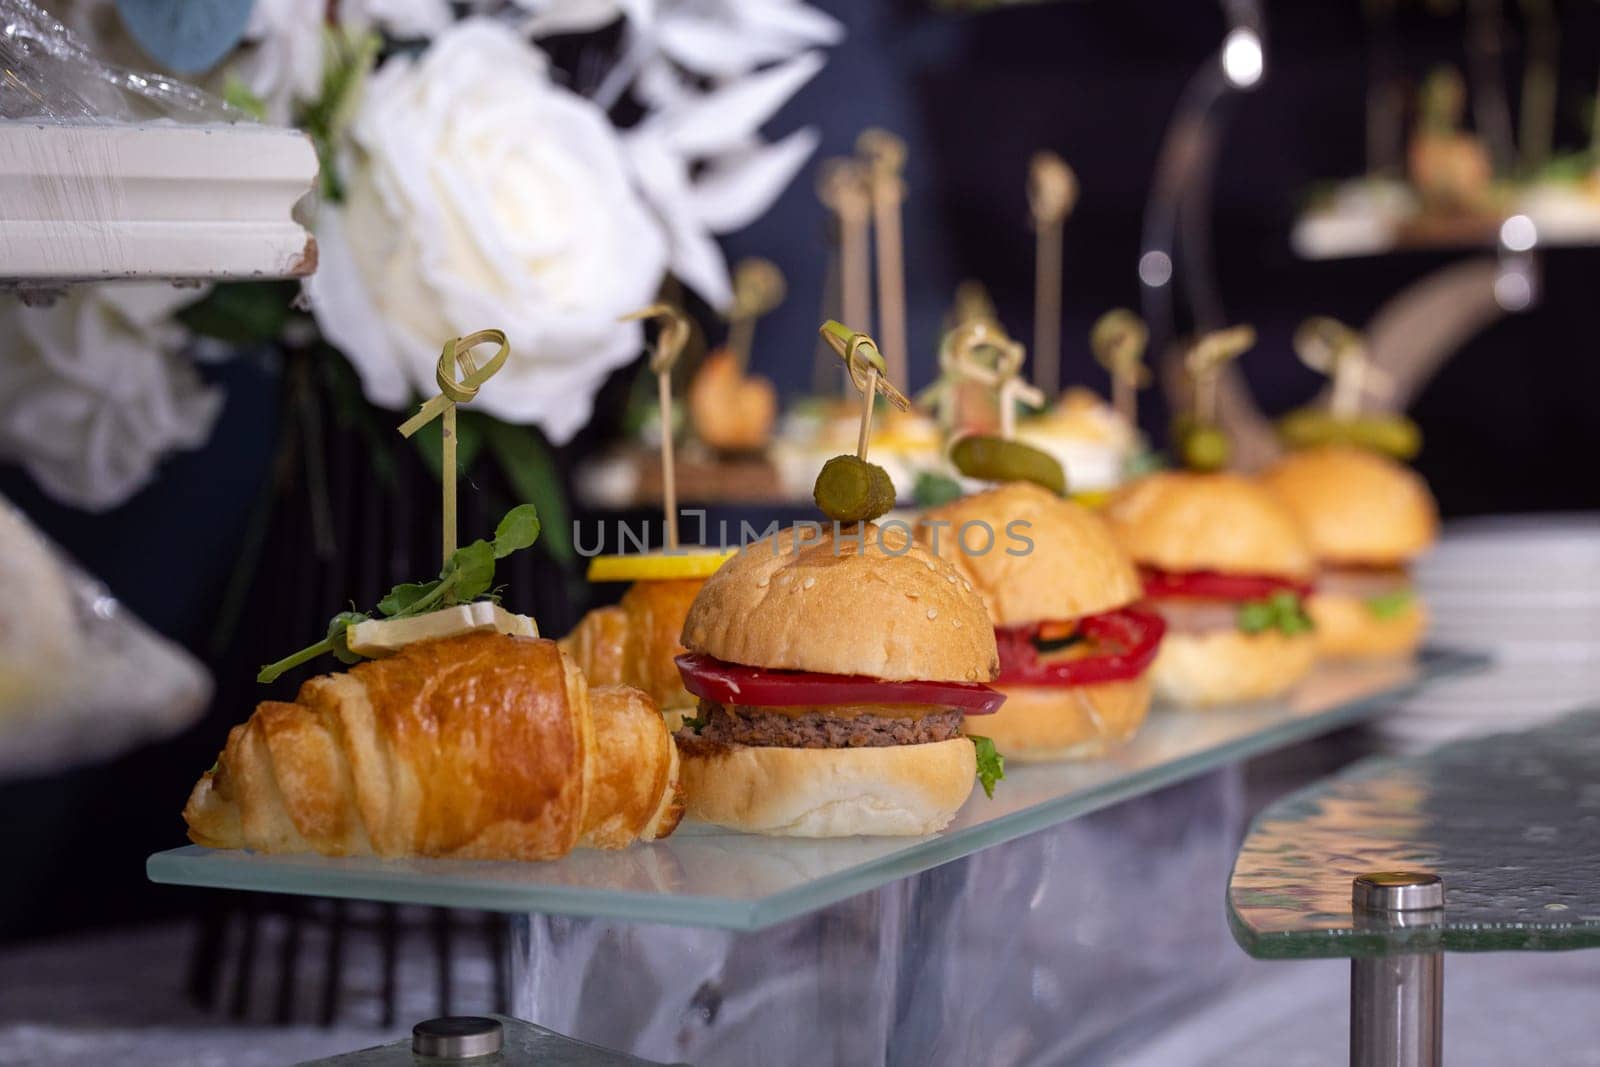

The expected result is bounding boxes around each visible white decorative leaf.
[736,0,844,48]
[657,49,824,158]
[689,126,820,233]
[625,130,733,309]
[343,0,455,39]
[302,207,412,411]
[517,0,628,37]
[657,15,799,78]
[635,55,691,110]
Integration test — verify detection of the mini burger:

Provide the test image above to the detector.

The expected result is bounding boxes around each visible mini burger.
[674,522,1005,837]
[920,482,1163,761]
[1261,444,1438,659]
[1105,471,1318,706]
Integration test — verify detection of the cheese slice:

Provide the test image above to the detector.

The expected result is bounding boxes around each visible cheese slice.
[345,603,538,657]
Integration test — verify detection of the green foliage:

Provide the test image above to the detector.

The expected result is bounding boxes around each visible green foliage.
[222,75,267,121]
[302,28,381,201]
[970,734,1006,799]
[484,419,573,564]
[176,281,298,346]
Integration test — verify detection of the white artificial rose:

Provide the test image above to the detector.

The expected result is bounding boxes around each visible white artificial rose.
[306,18,670,444]
[235,0,327,124]
[0,285,222,512]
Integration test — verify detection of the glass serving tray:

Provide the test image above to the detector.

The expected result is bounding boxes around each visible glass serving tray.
[149,649,1481,932]
[1230,705,1600,960]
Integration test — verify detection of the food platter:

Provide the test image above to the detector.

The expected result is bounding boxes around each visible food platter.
[148,647,1482,931]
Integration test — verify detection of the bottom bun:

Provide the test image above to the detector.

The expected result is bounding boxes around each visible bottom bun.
[963,677,1153,762]
[1151,629,1317,707]
[1309,593,1428,660]
[677,737,976,837]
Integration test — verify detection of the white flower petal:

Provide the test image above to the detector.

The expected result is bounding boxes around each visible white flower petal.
[656,16,798,78]
[656,49,825,158]
[689,126,819,233]
[0,286,222,511]
[734,0,844,49]
[625,131,732,309]
[303,208,415,411]
[342,0,455,38]
[517,0,628,36]
[313,18,670,444]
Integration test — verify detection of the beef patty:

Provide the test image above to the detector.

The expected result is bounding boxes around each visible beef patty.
[677,700,964,750]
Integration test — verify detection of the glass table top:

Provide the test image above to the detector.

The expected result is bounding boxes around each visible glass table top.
[1231,705,1600,960]
[149,649,1481,932]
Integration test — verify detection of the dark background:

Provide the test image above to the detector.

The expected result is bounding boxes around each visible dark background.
[3,0,1599,943]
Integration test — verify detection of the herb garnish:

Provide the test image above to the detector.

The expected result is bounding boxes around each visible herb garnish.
[970,734,1006,798]
[256,504,541,683]
[1364,590,1414,620]
[1237,590,1313,636]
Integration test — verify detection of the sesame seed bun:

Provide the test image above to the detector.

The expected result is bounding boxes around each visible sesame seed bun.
[919,482,1143,626]
[1104,471,1316,579]
[680,523,998,683]
[1260,445,1439,566]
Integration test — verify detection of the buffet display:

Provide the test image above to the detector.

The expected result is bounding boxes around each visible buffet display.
[1294,65,1600,258]
[159,289,1463,901]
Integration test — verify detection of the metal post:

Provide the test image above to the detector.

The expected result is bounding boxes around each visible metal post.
[1349,872,1445,1067]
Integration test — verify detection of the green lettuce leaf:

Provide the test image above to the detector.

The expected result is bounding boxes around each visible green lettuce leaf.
[970,734,1006,798]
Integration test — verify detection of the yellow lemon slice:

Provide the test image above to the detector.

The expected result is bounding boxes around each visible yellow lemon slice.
[586,548,737,582]
[1070,489,1112,510]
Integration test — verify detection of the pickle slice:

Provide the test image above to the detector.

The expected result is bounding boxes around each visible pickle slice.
[814,455,897,522]
[1276,408,1421,459]
[1177,423,1231,472]
[949,435,1067,495]
[586,548,737,582]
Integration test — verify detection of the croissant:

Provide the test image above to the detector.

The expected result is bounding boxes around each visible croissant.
[183,632,683,860]
[559,579,703,710]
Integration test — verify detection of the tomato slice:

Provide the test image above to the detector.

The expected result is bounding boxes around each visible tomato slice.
[1140,567,1313,602]
[674,653,1005,715]
[995,608,1166,687]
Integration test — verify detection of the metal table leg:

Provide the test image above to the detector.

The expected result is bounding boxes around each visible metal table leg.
[1349,872,1445,1067]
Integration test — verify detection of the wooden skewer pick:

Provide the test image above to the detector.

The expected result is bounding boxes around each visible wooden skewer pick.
[1090,309,1150,428]
[1185,325,1256,425]
[945,321,1044,440]
[1029,152,1079,397]
[397,329,511,572]
[727,258,785,371]
[818,160,874,397]
[819,320,910,463]
[858,129,910,389]
[1294,316,1391,420]
[622,303,692,551]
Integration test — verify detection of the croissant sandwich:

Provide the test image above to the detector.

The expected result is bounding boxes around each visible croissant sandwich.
[184,631,683,860]
[560,578,704,711]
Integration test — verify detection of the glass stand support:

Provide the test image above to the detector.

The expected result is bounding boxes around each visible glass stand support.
[1349,872,1445,1067]
[511,769,1244,1067]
